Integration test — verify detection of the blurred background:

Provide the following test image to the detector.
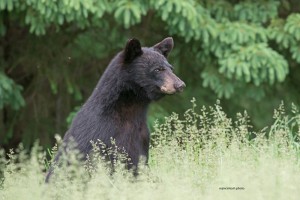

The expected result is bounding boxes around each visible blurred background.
[0,0,300,151]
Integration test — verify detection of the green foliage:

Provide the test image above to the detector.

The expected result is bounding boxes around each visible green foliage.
[148,0,291,99]
[114,0,148,28]
[269,14,300,63]
[1,103,300,199]
[0,72,25,110]
[0,0,111,35]
[233,1,279,23]
[1,0,300,149]
[66,106,81,127]
[219,43,288,85]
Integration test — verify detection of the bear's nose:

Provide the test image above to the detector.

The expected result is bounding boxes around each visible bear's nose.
[175,81,186,92]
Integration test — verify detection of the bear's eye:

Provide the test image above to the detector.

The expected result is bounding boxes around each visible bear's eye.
[154,68,164,73]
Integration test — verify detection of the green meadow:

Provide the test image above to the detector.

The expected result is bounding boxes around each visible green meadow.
[1,100,299,200]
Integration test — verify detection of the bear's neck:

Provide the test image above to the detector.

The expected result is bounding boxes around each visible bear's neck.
[111,89,150,119]
[90,81,150,118]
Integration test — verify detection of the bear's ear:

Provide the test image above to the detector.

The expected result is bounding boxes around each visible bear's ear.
[124,38,143,63]
[153,37,174,58]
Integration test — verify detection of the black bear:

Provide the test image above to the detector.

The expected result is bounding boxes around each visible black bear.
[46,37,185,182]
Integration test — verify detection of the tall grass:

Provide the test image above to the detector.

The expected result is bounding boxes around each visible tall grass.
[1,99,300,200]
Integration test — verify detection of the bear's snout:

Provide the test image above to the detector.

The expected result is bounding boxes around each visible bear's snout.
[160,74,185,94]
[174,80,185,92]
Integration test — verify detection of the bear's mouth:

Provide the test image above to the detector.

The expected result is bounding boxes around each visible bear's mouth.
[160,86,177,94]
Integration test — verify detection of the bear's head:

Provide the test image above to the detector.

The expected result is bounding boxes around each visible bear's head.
[122,37,185,100]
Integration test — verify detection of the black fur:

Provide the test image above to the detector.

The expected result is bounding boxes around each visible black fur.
[45,37,185,182]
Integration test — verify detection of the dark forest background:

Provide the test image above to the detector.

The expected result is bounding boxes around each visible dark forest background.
[1,0,300,151]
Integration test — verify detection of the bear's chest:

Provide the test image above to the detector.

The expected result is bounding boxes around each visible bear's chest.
[116,119,149,144]
[112,117,149,157]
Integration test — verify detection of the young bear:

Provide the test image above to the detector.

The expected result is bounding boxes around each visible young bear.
[46,37,185,181]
